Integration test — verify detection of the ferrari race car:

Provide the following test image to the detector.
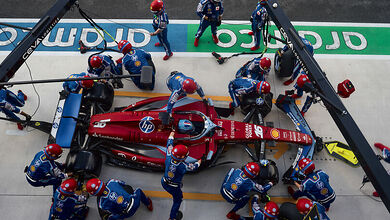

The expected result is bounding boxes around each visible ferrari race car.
[45,82,314,184]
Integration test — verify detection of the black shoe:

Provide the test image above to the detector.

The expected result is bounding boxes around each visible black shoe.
[175,211,183,220]
[25,115,32,121]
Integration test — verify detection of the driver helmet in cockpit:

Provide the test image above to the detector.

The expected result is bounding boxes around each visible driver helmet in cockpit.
[177,119,195,134]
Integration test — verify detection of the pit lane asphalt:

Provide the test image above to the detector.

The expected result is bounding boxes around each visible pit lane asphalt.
[2,0,390,23]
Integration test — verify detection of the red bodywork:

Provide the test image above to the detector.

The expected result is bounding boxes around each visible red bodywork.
[88,96,312,168]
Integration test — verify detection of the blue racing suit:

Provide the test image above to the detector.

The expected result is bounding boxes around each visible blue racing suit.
[238,196,273,220]
[118,49,155,90]
[0,89,26,120]
[313,201,330,220]
[383,148,390,163]
[49,188,88,220]
[235,57,270,81]
[25,150,67,194]
[228,78,262,108]
[250,3,267,48]
[62,72,89,94]
[161,137,200,219]
[195,0,224,38]
[166,72,205,114]
[292,170,336,209]
[153,10,172,56]
[220,168,272,213]
[97,179,151,220]
[87,54,121,77]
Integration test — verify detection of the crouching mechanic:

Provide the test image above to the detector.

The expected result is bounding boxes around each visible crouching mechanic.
[117,40,156,90]
[228,78,271,113]
[220,162,274,220]
[194,0,224,47]
[236,57,271,81]
[0,88,31,130]
[166,71,206,117]
[296,198,330,220]
[287,158,335,211]
[62,73,94,94]
[162,131,201,220]
[86,178,153,220]
[49,178,89,220]
[25,144,69,194]
[248,0,268,51]
[88,54,123,88]
[150,0,173,61]
[284,74,314,117]
[240,195,279,220]
[281,37,314,86]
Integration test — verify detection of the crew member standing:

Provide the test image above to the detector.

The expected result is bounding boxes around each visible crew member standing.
[150,0,173,60]
[161,131,201,220]
[284,74,314,117]
[194,0,224,47]
[248,0,268,51]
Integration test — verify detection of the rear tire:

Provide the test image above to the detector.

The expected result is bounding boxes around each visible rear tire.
[274,48,295,78]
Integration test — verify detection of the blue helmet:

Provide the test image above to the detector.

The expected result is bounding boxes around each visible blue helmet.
[301,37,314,55]
[177,119,195,134]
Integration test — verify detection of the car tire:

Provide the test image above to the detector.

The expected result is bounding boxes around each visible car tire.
[83,82,114,111]
[274,48,295,78]
[65,150,103,179]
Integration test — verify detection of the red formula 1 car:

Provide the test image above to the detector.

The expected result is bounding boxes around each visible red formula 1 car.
[54,83,312,180]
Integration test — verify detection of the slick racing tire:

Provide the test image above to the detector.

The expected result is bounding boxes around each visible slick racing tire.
[83,82,114,111]
[274,48,295,78]
[254,160,279,186]
[65,150,103,179]
[240,92,273,118]
[278,202,304,220]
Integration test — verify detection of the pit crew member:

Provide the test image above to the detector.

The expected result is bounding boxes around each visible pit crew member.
[239,195,279,220]
[228,78,271,112]
[284,74,314,117]
[296,198,330,220]
[49,178,89,220]
[87,54,123,88]
[0,88,31,130]
[220,162,274,220]
[287,158,335,211]
[150,0,173,60]
[86,178,153,219]
[248,0,268,51]
[161,131,201,220]
[194,0,224,47]
[281,37,314,86]
[117,40,156,90]
[166,71,206,116]
[62,73,94,94]
[235,57,271,81]
[25,144,68,194]
[372,142,390,197]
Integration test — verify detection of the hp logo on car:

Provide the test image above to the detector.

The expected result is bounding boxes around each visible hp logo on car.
[139,116,155,133]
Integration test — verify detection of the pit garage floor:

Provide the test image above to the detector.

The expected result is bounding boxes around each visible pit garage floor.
[0,50,389,219]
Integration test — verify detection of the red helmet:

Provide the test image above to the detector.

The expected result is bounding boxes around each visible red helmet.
[264,201,279,219]
[81,75,94,89]
[182,78,197,94]
[243,162,260,178]
[86,178,106,196]
[298,158,315,175]
[59,178,77,196]
[297,74,310,88]
[118,40,132,54]
[150,0,164,13]
[259,0,268,6]
[44,144,62,160]
[171,144,189,161]
[256,81,271,94]
[296,198,313,214]
[260,57,271,70]
[90,55,103,69]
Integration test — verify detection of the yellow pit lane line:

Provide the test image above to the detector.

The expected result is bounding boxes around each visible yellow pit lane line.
[114,91,302,105]
[144,190,296,204]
